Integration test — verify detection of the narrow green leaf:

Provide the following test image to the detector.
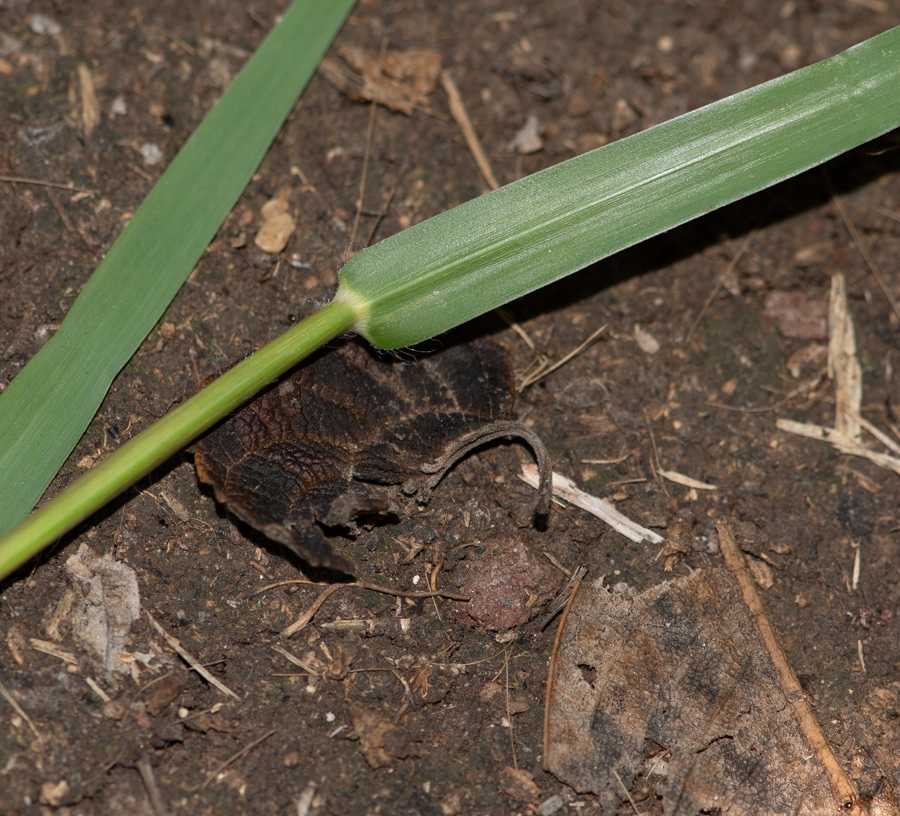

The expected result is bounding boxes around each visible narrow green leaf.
[0,301,359,580]
[0,0,356,536]
[338,25,900,349]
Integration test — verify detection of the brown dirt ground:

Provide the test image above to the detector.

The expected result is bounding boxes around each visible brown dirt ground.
[2,1,900,814]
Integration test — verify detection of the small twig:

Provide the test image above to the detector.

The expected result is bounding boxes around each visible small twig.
[365,178,398,247]
[504,649,518,770]
[542,551,571,576]
[852,412,900,457]
[29,638,76,665]
[874,205,900,224]
[708,398,783,414]
[0,678,42,742]
[543,579,582,767]
[613,769,644,816]
[296,781,317,816]
[531,565,588,631]
[826,171,900,324]
[137,755,171,816]
[685,230,756,343]
[429,560,445,622]
[280,584,342,638]
[581,450,632,465]
[518,324,606,391]
[717,522,863,814]
[777,418,900,477]
[85,676,111,703]
[441,71,499,190]
[495,309,536,350]
[201,729,276,789]
[146,611,240,700]
[277,580,470,638]
[256,577,469,600]
[349,97,379,253]
[519,463,663,544]
[657,470,716,490]
[0,173,98,193]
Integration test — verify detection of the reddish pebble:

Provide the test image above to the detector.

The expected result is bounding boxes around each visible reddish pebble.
[453,535,559,631]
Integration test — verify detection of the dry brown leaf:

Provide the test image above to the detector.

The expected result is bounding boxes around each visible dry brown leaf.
[544,557,890,814]
[335,44,441,115]
[193,339,550,572]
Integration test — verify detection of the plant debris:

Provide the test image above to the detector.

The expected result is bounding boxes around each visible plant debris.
[192,339,551,572]
[543,523,898,815]
[320,44,442,115]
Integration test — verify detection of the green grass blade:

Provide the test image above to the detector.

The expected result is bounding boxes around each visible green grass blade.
[0,302,358,580]
[338,25,900,349]
[0,0,356,537]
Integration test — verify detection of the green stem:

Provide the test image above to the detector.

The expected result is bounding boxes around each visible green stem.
[0,300,359,580]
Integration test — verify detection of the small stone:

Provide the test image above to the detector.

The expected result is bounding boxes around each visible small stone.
[141,142,164,167]
[538,794,564,816]
[452,535,559,630]
[29,14,61,36]
[39,780,69,807]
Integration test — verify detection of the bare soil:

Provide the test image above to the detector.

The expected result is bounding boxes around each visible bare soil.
[2,1,900,814]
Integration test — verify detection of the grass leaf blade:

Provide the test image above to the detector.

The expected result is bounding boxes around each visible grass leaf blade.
[0,0,356,536]
[338,25,900,349]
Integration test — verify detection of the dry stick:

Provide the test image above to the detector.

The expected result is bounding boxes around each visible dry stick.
[716,522,864,815]
[531,564,588,631]
[146,611,240,701]
[874,205,900,224]
[0,677,42,742]
[441,71,500,191]
[518,324,607,391]
[685,229,756,344]
[826,171,900,324]
[543,579,582,769]
[829,272,863,442]
[495,309,536,350]
[276,580,470,638]
[428,559,444,622]
[0,174,98,193]
[281,584,342,638]
[364,178,398,248]
[84,676,111,703]
[613,769,645,816]
[776,418,900,477]
[348,97,379,253]
[657,469,716,490]
[200,729,277,789]
[504,649,518,770]
[846,0,888,12]
[136,755,170,816]
[296,781,317,816]
[256,577,469,600]
[519,463,663,545]
[853,412,900,457]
